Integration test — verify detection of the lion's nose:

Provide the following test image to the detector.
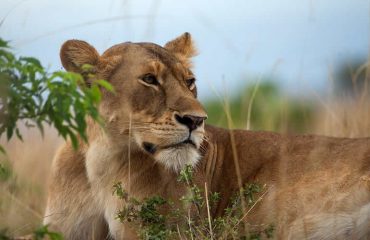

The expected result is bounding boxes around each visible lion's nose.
[175,114,207,131]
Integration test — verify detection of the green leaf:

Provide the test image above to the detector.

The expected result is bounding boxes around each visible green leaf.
[15,128,23,141]
[90,85,102,102]
[0,145,5,154]
[0,161,12,182]
[34,225,63,240]
[81,64,94,73]
[36,121,45,137]
[96,79,115,93]
[0,228,11,240]
[6,126,13,140]
[68,131,79,149]
[0,38,9,48]
[20,57,42,68]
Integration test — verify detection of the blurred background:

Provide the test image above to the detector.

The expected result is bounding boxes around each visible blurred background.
[1,0,370,235]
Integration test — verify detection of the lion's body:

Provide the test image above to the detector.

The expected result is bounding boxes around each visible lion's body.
[44,34,370,239]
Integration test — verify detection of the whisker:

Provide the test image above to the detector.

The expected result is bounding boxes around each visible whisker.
[201,137,210,143]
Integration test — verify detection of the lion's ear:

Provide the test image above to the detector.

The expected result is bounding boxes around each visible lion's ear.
[164,32,197,60]
[60,40,100,73]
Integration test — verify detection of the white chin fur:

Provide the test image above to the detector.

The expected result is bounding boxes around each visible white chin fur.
[155,146,200,172]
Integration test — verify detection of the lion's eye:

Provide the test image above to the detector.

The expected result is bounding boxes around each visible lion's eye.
[140,74,159,85]
[186,78,196,90]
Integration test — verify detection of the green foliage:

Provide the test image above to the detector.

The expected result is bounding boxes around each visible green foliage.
[0,228,10,240]
[114,166,274,240]
[113,181,129,200]
[263,225,275,239]
[0,159,19,204]
[0,225,62,240]
[178,165,204,215]
[114,182,172,239]
[242,182,264,206]
[0,38,113,148]
[34,225,63,240]
[138,196,168,239]
[0,160,12,182]
[177,164,194,184]
[204,81,314,133]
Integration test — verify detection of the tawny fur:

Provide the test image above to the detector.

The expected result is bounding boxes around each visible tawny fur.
[44,33,370,239]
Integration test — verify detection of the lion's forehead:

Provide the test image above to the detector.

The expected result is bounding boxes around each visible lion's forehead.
[137,43,178,63]
[103,42,190,75]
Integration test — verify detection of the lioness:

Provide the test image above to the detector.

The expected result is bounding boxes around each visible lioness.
[44,33,370,239]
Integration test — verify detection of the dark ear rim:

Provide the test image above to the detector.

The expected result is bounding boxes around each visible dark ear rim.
[60,39,100,73]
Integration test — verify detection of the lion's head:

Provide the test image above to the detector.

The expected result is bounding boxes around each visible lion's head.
[60,33,207,171]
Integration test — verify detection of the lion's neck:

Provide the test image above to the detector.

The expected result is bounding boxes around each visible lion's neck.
[196,125,278,216]
[84,130,188,201]
[84,122,269,217]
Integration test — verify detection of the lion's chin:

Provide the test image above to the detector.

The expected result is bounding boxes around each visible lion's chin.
[154,145,201,172]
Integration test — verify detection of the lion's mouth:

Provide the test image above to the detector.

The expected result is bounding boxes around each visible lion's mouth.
[142,139,196,154]
[143,142,157,154]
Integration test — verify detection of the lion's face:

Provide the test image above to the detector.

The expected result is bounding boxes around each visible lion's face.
[60,33,207,171]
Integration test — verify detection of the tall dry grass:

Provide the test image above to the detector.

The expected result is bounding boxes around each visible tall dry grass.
[313,61,370,138]
[314,98,370,138]
[0,126,61,235]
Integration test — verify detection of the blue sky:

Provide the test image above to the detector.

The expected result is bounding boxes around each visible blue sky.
[1,0,369,100]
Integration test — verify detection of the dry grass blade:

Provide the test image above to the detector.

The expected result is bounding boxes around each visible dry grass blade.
[204,182,213,240]
[3,191,43,220]
[233,187,269,230]
[128,113,132,192]
[246,77,261,130]
[187,209,194,240]
[220,91,248,234]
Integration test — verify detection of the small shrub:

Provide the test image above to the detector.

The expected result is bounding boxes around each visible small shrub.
[113,165,274,240]
[34,225,63,240]
[0,38,113,148]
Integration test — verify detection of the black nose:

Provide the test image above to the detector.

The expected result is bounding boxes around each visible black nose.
[175,114,206,131]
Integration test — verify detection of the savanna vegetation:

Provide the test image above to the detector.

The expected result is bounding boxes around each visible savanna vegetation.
[1,38,370,239]
[0,38,112,239]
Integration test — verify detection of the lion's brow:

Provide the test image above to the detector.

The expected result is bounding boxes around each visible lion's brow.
[134,44,188,82]
[139,44,179,68]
